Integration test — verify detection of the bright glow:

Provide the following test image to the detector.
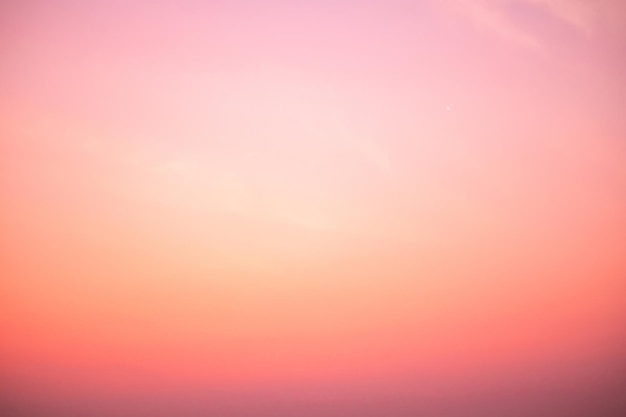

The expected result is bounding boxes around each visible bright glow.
[1,1,625,415]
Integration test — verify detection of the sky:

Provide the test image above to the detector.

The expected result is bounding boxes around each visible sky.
[1,0,625,415]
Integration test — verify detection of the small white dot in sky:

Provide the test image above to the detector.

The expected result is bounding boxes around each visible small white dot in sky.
[446,106,451,111]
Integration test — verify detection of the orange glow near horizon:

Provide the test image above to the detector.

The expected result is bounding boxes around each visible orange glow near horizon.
[1,1,625,415]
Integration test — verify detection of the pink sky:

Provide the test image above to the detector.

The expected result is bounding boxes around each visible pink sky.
[2,1,625,415]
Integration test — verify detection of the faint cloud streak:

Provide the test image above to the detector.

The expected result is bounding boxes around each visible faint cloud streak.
[439,0,626,53]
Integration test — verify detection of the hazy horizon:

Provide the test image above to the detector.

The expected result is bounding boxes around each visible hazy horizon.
[2,0,625,415]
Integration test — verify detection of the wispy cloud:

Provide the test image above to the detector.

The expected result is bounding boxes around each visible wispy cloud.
[530,0,626,38]
[350,137,394,176]
[325,101,396,178]
[439,0,626,52]
[446,0,544,52]
[154,157,339,233]
[527,0,595,35]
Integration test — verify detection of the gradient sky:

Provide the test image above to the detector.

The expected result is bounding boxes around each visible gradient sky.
[1,1,626,415]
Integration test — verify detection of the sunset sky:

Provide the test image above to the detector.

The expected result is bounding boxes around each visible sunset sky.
[1,1,625,415]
